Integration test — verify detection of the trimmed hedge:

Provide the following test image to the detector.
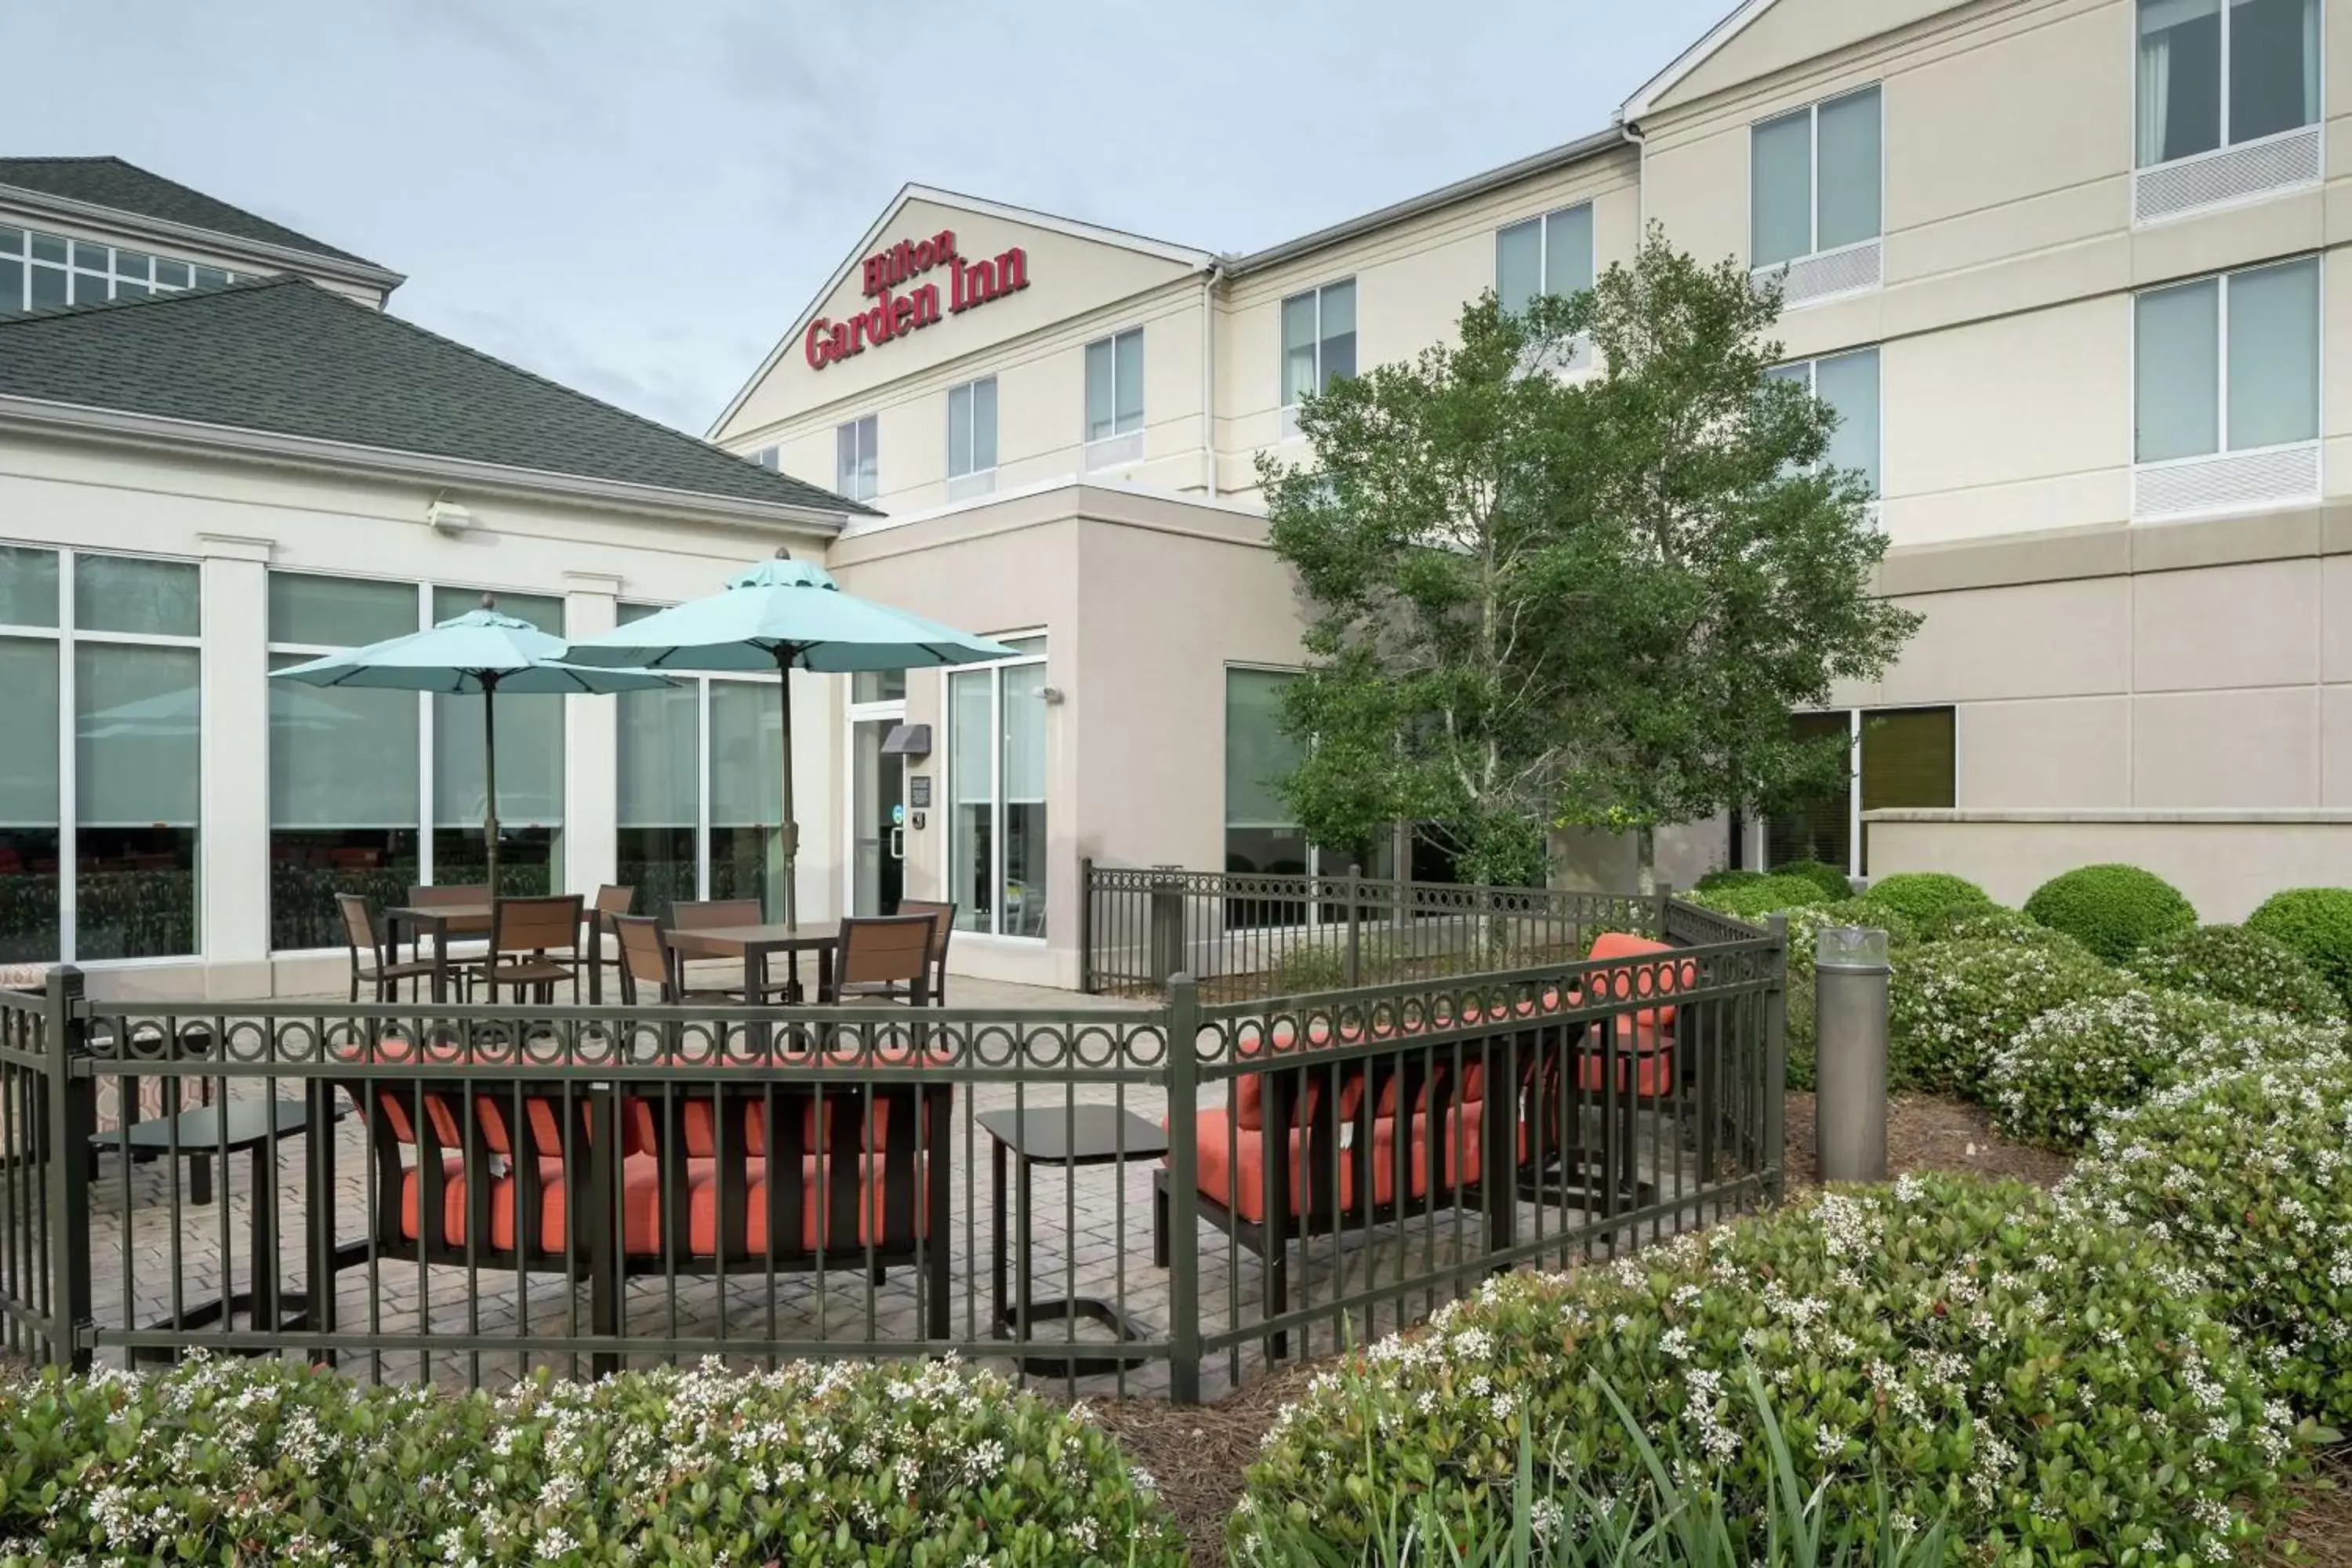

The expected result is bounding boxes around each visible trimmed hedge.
[1887,936,2124,1094]
[2065,1054,2352,1428]
[1682,874,1837,921]
[0,1356,1178,1566]
[1984,989,2343,1150]
[1851,872,1991,927]
[2247,887,2352,1004]
[1911,902,2078,950]
[1236,1174,2299,1563]
[1773,858,1853,902]
[2125,924,2347,1025]
[2022,864,2196,963]
[1693,867,1767,894]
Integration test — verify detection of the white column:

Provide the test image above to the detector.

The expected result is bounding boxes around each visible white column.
[197,533,274,999]
[563,572,619,895]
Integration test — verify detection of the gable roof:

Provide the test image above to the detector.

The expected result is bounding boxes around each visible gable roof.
[0,156,391,272]
[0,276,869,517]
[1620,0,1783,122]
[707,182,1215,438]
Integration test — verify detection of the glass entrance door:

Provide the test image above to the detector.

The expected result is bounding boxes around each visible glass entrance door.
[851,717,905,917]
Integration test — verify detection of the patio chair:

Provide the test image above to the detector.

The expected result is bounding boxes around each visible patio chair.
[615,1066,953,1340]
[891,898,956,1004]
[670,898,788,1000]
[478,895,587,1004]
[826,914,936,1004]
[583,884,636,1000]
[610,914,749,1007]
[405,882,492,985]
[336,893,437,1004]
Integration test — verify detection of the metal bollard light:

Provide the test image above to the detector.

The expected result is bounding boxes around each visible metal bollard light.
[1814,924,1890,1183]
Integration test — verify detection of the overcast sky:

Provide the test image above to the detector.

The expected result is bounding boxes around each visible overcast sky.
[4,0,1730,436]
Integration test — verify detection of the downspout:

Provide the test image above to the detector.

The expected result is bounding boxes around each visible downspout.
[1199,263,1221,499]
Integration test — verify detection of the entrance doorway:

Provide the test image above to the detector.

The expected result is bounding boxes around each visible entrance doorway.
[850,715,906,917]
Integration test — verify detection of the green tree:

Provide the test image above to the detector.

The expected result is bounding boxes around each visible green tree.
[1259,226,1917,890]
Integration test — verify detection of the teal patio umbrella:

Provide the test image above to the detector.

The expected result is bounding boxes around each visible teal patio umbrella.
[561,554,1018,927]
[272,597,673,895]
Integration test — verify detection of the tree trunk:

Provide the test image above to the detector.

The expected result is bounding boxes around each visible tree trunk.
[1633,824,1657,896]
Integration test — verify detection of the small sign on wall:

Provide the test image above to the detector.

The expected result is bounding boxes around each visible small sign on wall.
[909,775,932,809]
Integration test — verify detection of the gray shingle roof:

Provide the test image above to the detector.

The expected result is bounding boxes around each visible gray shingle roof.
[0,276,869,514]
[0,156,387,271]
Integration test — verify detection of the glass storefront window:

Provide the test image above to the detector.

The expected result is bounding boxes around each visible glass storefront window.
[75,643,201,960]
[709,679,785,913]
[950,637,1047,938]
[616,601,701,923]
[0,637,60,964]
[430,587,563,895]
[1224,668,1307,877]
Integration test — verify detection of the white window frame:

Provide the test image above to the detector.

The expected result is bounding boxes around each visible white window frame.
[947,633,1048,942]
[835,413,878,503]
[1772,346,1884,521]
[1279,278,1356,441]
[2134,0,2325,172]
[946,375,998,496]
[2129,254,2325,517]
[1083,328,1146,470]
[608,599,779,921]
[1747,85,1886,307]
[1494,201,1597,312]
[265,575,573,953]
[0,223,235,318]
[0,545,205,964]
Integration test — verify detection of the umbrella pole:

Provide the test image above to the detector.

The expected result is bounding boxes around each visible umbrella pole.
[776,649,798,930]
[482,676,500,900]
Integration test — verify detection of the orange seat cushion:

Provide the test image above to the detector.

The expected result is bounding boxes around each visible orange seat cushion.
[619,1153,929,1257]
[397,1155,573,1253]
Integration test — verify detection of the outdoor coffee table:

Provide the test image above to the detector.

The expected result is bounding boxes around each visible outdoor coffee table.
[90,1094,351,1360]
[383,902,493,1004]
[978,1104,1167,1376]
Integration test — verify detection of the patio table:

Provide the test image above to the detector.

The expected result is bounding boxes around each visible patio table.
[662,920,842,1005]
[385,902,622,1004]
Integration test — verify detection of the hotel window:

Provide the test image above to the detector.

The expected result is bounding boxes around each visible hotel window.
[947,375,998,497]
[2136,0,2321,216]
[1495,203,1595,315]
[430,587,564,896]
[1767,706,1954,879]
[949,635,1047,938]
[1225,668,1308,877]
[0,546,201,964]
[1279,279,1357,439]
[835,414,878,503]
[1767,347,1882,499]
[610,602,790,924]
[267,574,423,950]
[0,225,234,318]
[1750,85,1882,304]
[1083,328,1145,468]
[2134,256,2319,515]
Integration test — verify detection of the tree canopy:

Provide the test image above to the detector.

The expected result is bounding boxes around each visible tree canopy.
[1258,227,1918,887]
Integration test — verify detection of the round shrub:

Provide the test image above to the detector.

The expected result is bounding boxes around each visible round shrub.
[2064,1054,2352,1428]
[1236,1174,2296,1563]
[1889,936,2125,1095]
[2125,923,2347,1025]
[0,1355,1179,1566]
[1852,871,1991,927]
[1985,989,2343,1149]
[1693,866,1766,894]
[2021,863,2196,962]
[2247,887,2352,1003]
[1773,858,1853,902]
[1910,901,2062,947]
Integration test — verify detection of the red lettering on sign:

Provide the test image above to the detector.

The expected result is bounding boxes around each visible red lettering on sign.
[996,246,1028,294]
[808,230,1023,368]
[804,318,833,368]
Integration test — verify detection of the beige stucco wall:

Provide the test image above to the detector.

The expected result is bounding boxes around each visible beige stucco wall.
[1867,812,2352,920]
[0,431,837,1002]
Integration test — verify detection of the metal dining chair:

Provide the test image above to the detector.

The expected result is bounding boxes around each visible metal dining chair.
[481,895,587,1004]
[826,914,938,1005]
[610,914,750,1006]
[583,884,636,1002]
[669,898,786,1000]
[336,893,437,1004]
[891,898,956,1005]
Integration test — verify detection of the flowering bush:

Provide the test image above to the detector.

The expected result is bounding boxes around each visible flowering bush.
[0,1354,1178,1566]
[1984,989,2343,1149]
[2022,863,2197,963]
[1887,937,2125,1095]
[1236,1174,2299,1562]
[2246,887,2352,1004]
[2063,1055,2352,1429]
[1682,874,1836,921]
[1849,872,1991,927]
[1911,902,2081,949]
[2125,923,2347,1025]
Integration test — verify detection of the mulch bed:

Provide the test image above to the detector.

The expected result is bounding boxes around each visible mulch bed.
[1091,1094,2348,1566]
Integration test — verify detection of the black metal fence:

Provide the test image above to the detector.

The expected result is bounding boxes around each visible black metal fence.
[0,900,1780,1403]
[1080,860,1669,1000]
